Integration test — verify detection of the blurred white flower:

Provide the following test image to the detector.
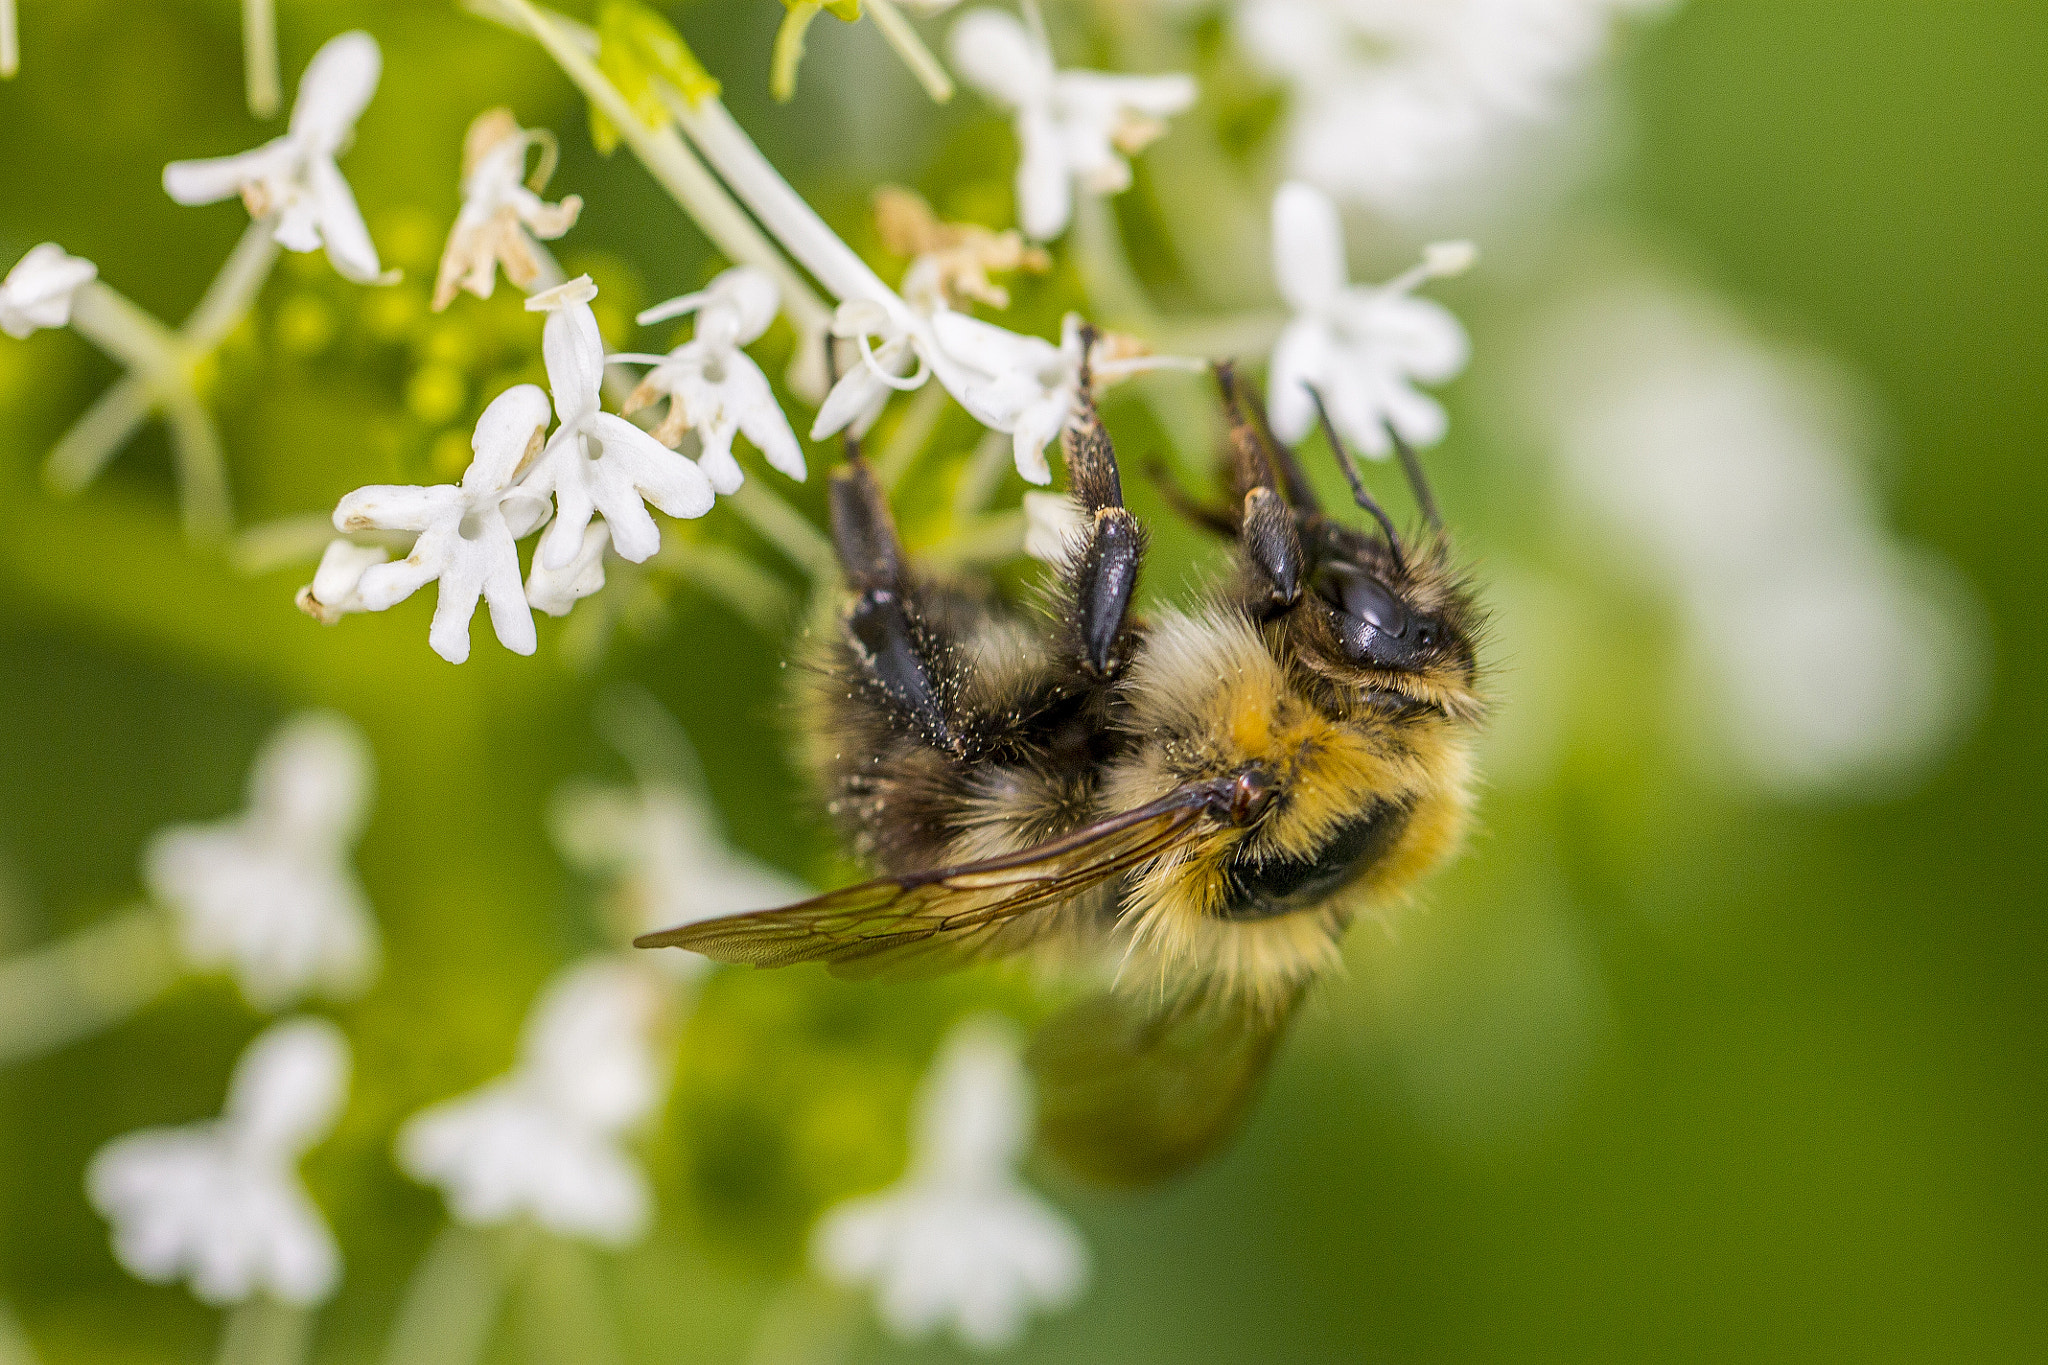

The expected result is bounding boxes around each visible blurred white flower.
[0,242,96,339]
[526,520,610,618]
[1236,0,1668,218]
[621,265,806,495]
[144,712,378,1010]
[397,957,665,1245]
[948,8,1196,240]
[163,30,388,283]
[1517,272,1982,793]
[523,276,716,572]
[1266,181,1473,455]
[551,773,807,977]
[433,107,583,311]
[294,539,389,624]
[1021,490,1085,563]
[813,1017,1087,1351]
[333,383,554,664]
[87,1018,350,1307]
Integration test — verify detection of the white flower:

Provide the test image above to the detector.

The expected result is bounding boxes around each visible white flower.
[0,242,96,339]
[522,276,716,573]
[949,8,1197,240]
[1265,180,1473,456]
[621,265,805,495]
[526,520,609,617]
[1236,0,1668,217]
[397,957,665,1245]
[295,539,389,624]
[432,108,583,312]
[1021,491,1085,563]
[936,310,1090,485]
[163,31,388,284]
[143,712,379,1011]
[332,383,555,664]
[813,1017,1087,1351]
[551,775,808,976]
[87,1018,351,1307]
[811,298,929,444]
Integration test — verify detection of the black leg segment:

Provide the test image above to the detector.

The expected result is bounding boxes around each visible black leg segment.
[1059,327,1147,679]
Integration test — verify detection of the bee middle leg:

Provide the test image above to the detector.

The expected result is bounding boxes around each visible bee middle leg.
[1061,329,1147,680]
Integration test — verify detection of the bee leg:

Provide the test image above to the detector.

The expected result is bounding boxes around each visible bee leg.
[1214,362,1303,614]
[1140,457,1238,539]
[828,446,962,754]
[1064,327,1147,680]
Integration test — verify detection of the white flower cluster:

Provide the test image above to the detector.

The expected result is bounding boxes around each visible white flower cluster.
[1518,274,1981,793]
[397,956,666,1245]
[144,712,380,1011]
[88,1018,352,1307]
[550,773,808,976]
[1235,0,1669,218]
[814,1016,1087,1351]
[306,271,803,664]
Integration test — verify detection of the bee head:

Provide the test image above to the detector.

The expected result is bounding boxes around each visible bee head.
[1207,370,1484,720]
[1291,522,1483,719]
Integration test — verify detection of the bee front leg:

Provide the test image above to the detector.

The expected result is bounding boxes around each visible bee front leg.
[1062,328,1147,680]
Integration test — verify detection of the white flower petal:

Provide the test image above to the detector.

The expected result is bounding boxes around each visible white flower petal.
[0,242,98,338]
[225,1018,352,1159]
[306,154,382,283]
[163,142,291,207]
[1272,181,1346,315]
[947,9,1053,109]
[289,31,381,155]
[1015,107,1074,241]
[464,383,553,492]
[527,521,609,617]
[542,300,607,424]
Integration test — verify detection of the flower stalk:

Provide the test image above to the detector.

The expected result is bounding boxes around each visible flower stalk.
[215,1297,311,1365]
[242,0,281,118]
[46,220,283,539]
[0,0,16,80]
[0,904,179,1067]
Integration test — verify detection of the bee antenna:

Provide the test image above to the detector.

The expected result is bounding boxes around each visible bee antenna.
[1385,423,1443,533]
[1307,386,1406,576]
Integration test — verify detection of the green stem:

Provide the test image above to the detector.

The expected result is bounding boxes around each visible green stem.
[872,380,946,491]
[866,0,953,104]
[184,218,283,350]
[657,537,799,635]
[242,0,280,119]
[726,479,837,582]
[485,0,831,342]
[515,1234,619,1365]
[215,1297,311,1365]
[41,373,156,497]
[0,1295,37,1365]
[0,905,179,1067]
[67,281,183,374]
[1070,192,1158,334]
[771,3,821,104]
[379,1224,513,1365]
[162,386,235,542]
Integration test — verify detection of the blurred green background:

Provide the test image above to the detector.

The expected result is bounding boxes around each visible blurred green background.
[2,1,2044,1361]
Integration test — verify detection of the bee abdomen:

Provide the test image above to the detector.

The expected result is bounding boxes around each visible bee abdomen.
[1216,800,1414,921]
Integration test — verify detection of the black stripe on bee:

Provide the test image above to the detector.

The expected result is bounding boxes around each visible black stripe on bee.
[1215,799,1415,921]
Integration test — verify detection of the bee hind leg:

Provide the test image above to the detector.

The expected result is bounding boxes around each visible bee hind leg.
[1062,327,1147,680]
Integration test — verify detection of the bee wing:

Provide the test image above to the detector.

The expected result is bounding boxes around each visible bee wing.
[633,783,1225,979]
[1029,986,1308,1186]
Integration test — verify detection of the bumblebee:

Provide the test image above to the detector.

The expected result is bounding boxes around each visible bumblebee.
[640,335,1486,1184]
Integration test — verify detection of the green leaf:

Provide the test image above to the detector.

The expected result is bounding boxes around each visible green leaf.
[607,0,723,108]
